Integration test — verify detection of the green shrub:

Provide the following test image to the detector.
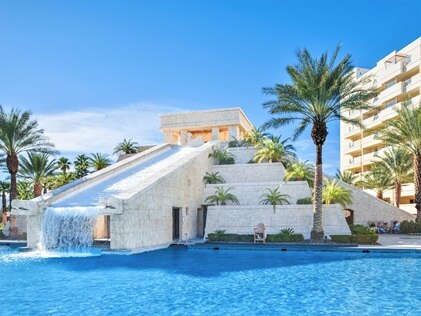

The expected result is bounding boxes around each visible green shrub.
[207,231,304,242]
[330,234,378,244]
[400,220,421,234]
[0,223,4,237]
[280,228,295,236]
[349,224,376,235]
[296,197,312,205]
[266,233,304,242]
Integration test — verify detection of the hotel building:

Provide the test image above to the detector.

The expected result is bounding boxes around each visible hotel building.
[340,37,421,215]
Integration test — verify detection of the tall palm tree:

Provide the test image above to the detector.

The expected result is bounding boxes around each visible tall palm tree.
[335,170,357,185]
[378,103,421,220]
[322,178,353,207]
[114,138,139,155]
[284,161,314,187]
[18,153,58,197]
[74,154,90,178]
[89,153,112,171]
[253,137,296,165]
[375,148,413,208]
[357,165,393,200]
[259,187,290,213]
[0,107,55,205]
[0,181,10,224]
[262,46,375,240]
[57,157,71,175]
[244,126,269,146]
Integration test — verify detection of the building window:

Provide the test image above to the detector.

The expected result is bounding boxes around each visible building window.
[386,100,397,108]
[373,114,379,121]
[386,79,397,89]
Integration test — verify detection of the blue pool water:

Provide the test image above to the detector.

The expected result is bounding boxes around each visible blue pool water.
[1,246,420,316]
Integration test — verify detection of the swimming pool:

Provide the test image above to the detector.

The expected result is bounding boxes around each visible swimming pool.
[1,246,420,315]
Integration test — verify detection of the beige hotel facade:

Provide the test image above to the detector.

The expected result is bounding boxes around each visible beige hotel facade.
[340,37,421,215]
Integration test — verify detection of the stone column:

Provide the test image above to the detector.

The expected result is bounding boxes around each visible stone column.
[180,130,188,146]
[211,127,220,141]
[228,126,240,141]
[163,131,174,144]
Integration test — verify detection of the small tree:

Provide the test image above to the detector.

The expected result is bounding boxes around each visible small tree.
[203,172,225,185]
[208,147,235,165]
[0,181,10,223]
[335,170,357,185]
[284,161,314,187]
[74,154,90,178]
[89,153,112,171]
[205,187,239,206]
[57,157,71,175]
[357,165,393,199]
[244,126,269,146]
[259,187,290,213]
[253,137,296,165]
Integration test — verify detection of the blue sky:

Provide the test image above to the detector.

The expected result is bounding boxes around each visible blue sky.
[0,0,420,174]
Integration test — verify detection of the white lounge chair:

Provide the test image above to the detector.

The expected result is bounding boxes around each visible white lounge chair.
[254,223,267,243]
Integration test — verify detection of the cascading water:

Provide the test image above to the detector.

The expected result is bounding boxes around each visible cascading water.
[40,206,99,252]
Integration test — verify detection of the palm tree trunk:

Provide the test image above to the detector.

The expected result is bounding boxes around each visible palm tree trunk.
[1,192,6,224]
[34,182,43,197]
[6,153,19,209]
[414,153,421,221]
[394,183,402,208]
[376,191,383,200]
[311,123,327,241]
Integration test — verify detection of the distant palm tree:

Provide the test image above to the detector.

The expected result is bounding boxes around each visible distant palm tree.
[55,172,75,188]
[205,187,239,206]
[259,187,290,213]
[284,161,314,187]
[18,153,58,197]
[335,170,357,185]
[114,138,139,155]
[203,172,225,185]
[244,126,269,146]
[74,154,90,178]
[208,147,235,165]
[322,178,353,207]
[378,103,421,220]
[0,181,10,223]
[253,137,296,165]
[357,165,393,199]
[262,46,375,240]
[57,157,71,175]
[0,107,55,205]
[89,153,112,171]
[375,148,413,208]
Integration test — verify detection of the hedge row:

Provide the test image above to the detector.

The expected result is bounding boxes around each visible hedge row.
[400,220,421,234]
[330,234,378,244]
[207,233,304,243]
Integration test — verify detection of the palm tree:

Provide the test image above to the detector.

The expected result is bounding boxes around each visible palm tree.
[114,138,138,155]
[208,147,235,165]
[244,126,269,146]
[0,107,55,205]
[375,148,413,208]
[203,172,225,185]
[259,187,290,213]
[357,165,393,199]
[262,46,375,240]
[89,153,112,171]
[74,154,90,178]
[322,178,353,207]
[57,157,71,175]
[335,170,357,185]
[18,153,58,197]
[55,172,75,187]
[205,187,239,206]
[378,103,421,220]
[253,137,296,165]
[16,181,33,200]
[284,161,314,187]
[0,181,10,224]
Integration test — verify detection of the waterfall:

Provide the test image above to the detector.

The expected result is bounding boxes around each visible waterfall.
[40,206,99,252]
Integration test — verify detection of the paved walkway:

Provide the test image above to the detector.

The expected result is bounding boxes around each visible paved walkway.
[376,234,421,248]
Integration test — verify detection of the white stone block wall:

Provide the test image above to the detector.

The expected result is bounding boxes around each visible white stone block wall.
[227,147,256,164]
[211,163,285,183]
[110,144,214,249]
[205,204,350,239]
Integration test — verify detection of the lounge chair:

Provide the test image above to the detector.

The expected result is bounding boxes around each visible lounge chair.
[254,223,267,243]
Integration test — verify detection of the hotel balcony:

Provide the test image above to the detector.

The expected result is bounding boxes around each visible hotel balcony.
[361,149,385,164]
[380,60,406,83]
[345,156,361,170]
[403,73,421,94]
[378,81,403,103]
[361,134,382,148]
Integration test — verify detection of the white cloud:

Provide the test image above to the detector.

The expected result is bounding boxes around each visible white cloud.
[35,103,188,155]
